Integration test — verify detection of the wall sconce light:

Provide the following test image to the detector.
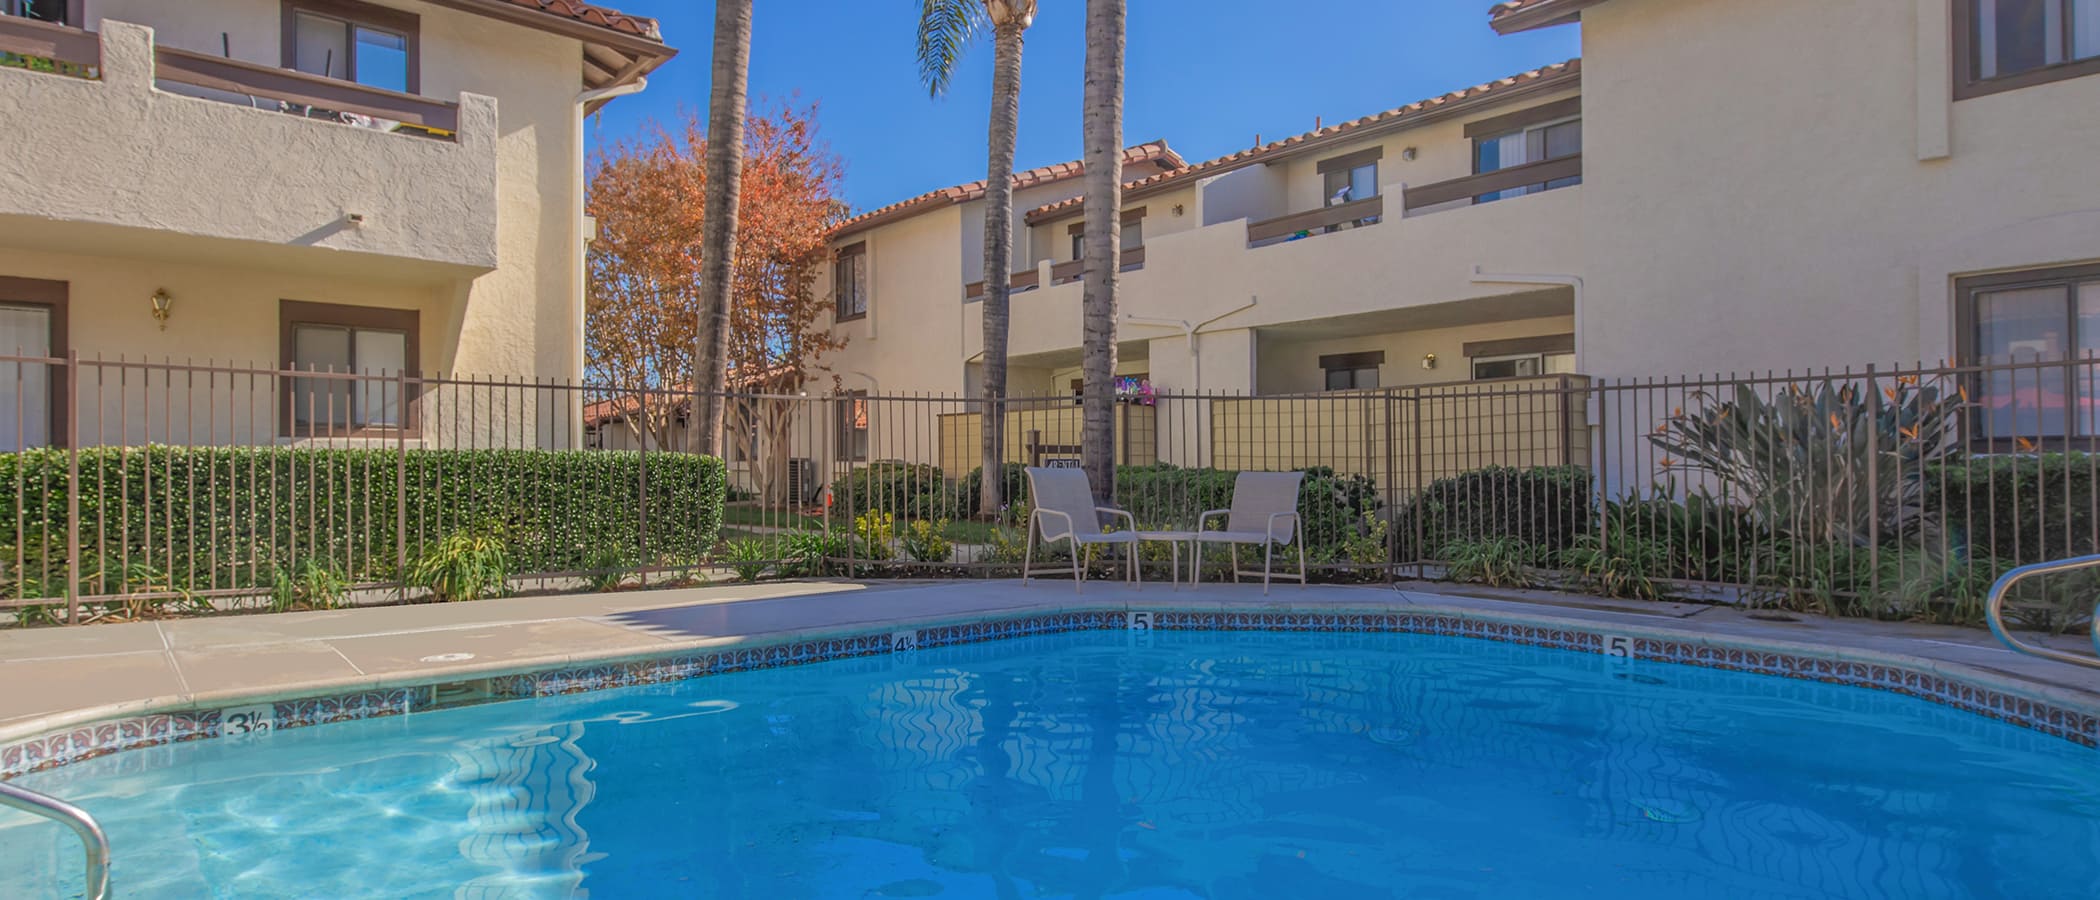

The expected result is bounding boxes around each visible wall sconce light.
[1171,203,1185,217]
[1401,147,1418,161]
[1421,353,1437,370]
[149,289,173,330]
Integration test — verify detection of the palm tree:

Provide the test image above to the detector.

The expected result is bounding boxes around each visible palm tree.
[694,0,754,456]
[917,0,1037,518]
[1078,0,1124,506]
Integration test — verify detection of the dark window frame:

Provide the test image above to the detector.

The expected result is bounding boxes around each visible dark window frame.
[1953,0,2100,99]
[834,242,868,322]
[1318,148,1382,208]
[1319,350,1384,391]
[281,0,421,94]
[2,0,84,26]
[278,299,421,437]
[836,390,869,461]
[0,275,68,448]
[1472,115,1583,203]
[1953,262,2100,448]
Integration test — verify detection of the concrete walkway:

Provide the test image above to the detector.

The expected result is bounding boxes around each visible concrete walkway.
[3,579,2098,742]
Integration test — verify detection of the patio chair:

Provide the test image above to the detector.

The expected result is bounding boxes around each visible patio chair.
[1023,467,1138,592]
[1196,471,1307,593]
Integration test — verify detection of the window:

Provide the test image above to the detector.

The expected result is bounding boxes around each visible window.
[1470,352,1575,380]
[1474,117,1582,203]
[1319,150,1381,208]
[1463,334,1576,380]
[0,277,65,451]
[834,242,868,321]
[282,0,418,94]
[1958,0,2100,97]
[1956,264,2100,440]
[1319,351,1383,391]
[1066,209,1147,261]
[3,0,78,25]
[837,391,869,460]
[280,300,418,434]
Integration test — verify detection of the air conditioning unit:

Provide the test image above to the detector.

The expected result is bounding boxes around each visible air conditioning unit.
[785,457,818,506]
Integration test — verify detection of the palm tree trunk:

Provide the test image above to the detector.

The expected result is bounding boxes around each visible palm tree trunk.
[694,0,753,457]
[978,22,1025,519]
[1078,0,1125,508]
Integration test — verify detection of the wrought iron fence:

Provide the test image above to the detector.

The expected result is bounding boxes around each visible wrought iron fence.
[2,354,2095,631]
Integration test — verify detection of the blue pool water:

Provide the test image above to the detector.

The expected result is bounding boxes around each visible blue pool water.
[3,629,2099,898]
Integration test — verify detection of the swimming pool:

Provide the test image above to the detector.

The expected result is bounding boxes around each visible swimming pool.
[2,628,2097,898]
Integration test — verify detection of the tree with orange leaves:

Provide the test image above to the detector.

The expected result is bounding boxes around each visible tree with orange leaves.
[586,102,846,505]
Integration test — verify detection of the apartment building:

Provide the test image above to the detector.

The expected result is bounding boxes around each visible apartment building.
[822,0,2100,412]
[0,0,673,448]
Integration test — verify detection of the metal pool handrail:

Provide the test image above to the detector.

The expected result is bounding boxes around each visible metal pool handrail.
[0,780,110,900]
[1986,554,2100,670]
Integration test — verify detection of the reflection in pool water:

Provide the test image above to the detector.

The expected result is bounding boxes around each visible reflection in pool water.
[2,630,2097,898]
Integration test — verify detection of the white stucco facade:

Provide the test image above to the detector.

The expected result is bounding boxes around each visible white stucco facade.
[0,0,672,389]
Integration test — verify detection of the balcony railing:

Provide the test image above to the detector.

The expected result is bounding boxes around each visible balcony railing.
[1246,195,1384,246]
[964,268,1040,301]
[156,47,460,134]
[1402,154,1582,213]
[0,13,99,75]
[0,17,459,137]
[965,246,1151,298]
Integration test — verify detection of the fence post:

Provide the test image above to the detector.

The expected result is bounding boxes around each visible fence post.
[1409,388,1425,581]
[1595,377,1610,556]
[843,394,856,578]
[396,370,409,603]
[1383,390,1397,585]
[64,350,80,625]
[1864,364,1879,605]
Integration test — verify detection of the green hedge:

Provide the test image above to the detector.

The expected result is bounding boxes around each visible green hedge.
[1394,465,1593,559]
[0,446,724,599]
[1928,453,2100,566]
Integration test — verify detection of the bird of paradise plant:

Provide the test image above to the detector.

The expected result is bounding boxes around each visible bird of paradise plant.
[1647,375,1969,547]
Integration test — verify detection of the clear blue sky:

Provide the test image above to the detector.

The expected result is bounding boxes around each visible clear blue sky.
[585,1,1581,212]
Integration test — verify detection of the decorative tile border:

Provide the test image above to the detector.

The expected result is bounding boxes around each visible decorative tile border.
[4,606,2095,780]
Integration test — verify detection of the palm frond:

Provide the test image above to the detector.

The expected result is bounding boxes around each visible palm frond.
[915,0,985,97]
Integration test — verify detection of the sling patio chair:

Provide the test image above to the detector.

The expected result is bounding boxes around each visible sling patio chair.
[1195,471,1307,593]
[1022,466,1139,592]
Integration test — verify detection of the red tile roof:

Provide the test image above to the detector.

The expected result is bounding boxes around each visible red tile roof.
[504,0,665,42]
[830,141,1185,240]
[1024,59,1581,224]
[1488,0,1606,34]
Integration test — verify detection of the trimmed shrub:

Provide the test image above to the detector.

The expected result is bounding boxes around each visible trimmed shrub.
[1397,465,1593,559]
[959,465,1031,518]
[829,461,956,520]
[0,446,725,601]
[1928,453,2100,566]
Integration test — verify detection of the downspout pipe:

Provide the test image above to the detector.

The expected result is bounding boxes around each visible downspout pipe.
[1122,296,1258,392]
[571,78,650,445]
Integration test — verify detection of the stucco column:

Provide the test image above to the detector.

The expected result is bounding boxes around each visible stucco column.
[97,21,156,100]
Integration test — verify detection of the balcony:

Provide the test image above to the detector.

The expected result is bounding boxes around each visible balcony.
[965,180,1583,364]
[1246,196,1385,247]
[963,246,1149,299]
[0,17,498,270]
[1401,155,1583,213]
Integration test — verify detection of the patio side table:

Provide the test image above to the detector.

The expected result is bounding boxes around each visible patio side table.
[1135,531,1198,588]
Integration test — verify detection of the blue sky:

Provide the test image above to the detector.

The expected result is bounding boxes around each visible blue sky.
[585,1,1581,212]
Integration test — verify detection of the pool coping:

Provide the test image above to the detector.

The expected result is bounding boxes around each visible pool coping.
[5,588,2097,780]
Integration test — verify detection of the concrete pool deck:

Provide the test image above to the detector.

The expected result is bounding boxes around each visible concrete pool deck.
[4,579,2100,749]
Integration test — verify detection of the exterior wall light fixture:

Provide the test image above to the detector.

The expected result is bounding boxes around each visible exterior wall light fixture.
[150,289,173,330]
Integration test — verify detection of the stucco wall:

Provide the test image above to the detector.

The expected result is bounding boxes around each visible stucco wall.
[1578,0,2100,377]
[970,183,1586,387]
[826,205,967,397]
[1255,315,1577,394]
[0,2,597,387]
